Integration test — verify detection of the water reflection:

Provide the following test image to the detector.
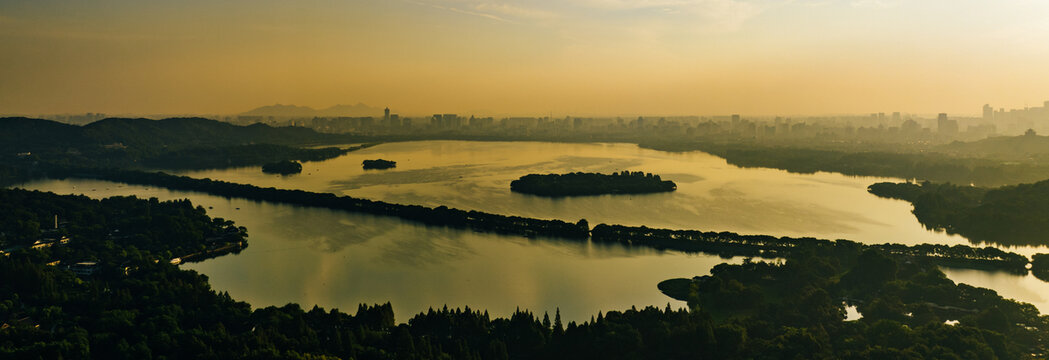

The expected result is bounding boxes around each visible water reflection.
[16,140,1049,317]
[941,267,1049,313]
[17,178,737,322]
[173,141,1001,251]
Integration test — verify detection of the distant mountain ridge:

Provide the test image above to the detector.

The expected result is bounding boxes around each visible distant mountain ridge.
[0,117,351,156]
[240,103,382,117]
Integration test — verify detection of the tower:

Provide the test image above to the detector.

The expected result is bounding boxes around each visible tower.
[384,107,391,123]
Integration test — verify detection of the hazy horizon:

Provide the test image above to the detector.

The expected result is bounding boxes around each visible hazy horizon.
[2,0,1049,116]
[0,104,1005,120]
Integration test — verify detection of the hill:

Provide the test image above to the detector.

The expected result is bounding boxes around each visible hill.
[1,117,348,152]
[81,117,343,148]
[0,117,84,154]
[937,132,1049,161]
[0,117,365,171]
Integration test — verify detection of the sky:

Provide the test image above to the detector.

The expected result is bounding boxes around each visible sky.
[2,0,1049,117]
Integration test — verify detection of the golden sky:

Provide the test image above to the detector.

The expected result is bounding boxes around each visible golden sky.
[2,0,1049,117]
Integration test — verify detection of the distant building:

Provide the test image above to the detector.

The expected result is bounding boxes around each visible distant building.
[900,119,921,133]
[983,104,994,121]
[68,262,98,277]
[937,113,958,135]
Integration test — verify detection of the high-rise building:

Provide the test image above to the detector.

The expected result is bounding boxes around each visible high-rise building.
[384,107,391,123]
[937,113,958,135]
[983,104,993,121]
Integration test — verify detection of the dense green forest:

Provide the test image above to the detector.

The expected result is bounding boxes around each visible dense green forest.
[868,180,1049,246]
[2,188,1046,358]
[0,189,244,261]
[659,250,1047,359]
[510,172,677,196]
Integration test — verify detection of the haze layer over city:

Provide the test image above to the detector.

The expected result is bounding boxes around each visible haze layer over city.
[4,1,1049,359]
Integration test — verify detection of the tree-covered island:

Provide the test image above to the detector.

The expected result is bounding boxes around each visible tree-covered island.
[362,159,396,170]
[261,160,303,175]
[510,171,677,197]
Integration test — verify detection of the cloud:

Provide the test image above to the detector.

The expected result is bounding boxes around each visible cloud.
[801,0,835,7]
[473,3,559,20]
[583,0,770,32]
[590,0,791,33]
[412,0,774,32]
[850,0,899,8]
[405,1,559,24]
[404,0,515,23]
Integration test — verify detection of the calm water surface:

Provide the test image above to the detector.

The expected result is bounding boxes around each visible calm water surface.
[178,141,1033,251]
[17,141,1049,316]
[20,178,738,322]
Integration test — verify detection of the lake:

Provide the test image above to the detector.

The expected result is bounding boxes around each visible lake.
[20,178,742,322]
[16,140,1049,317]
[177,141,1003,250]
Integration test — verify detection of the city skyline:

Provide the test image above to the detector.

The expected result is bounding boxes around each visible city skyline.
[2,1,1049,116]
[17,99,1049,120]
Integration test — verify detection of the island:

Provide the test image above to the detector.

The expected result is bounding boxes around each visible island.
[261,160,302,174]
[510,171,677,196]
[362,159,396,169]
